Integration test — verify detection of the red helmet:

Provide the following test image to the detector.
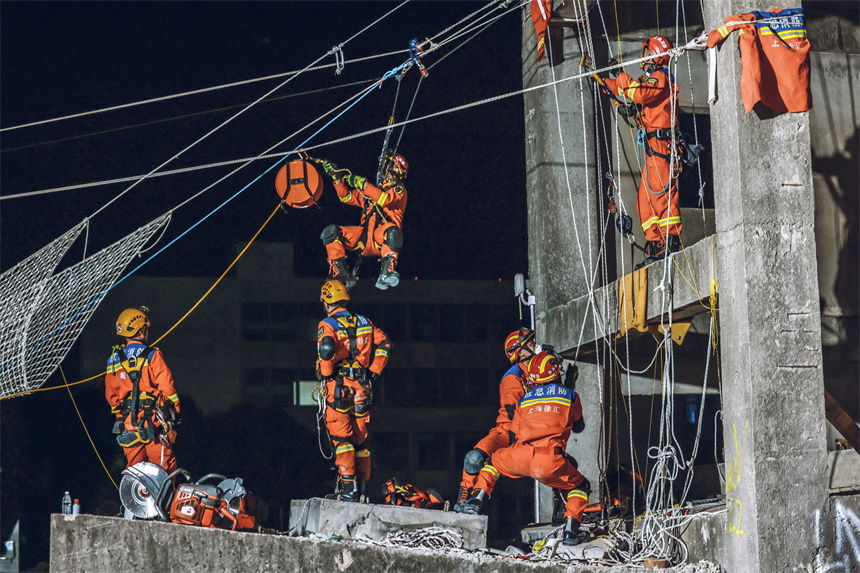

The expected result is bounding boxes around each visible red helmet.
[641,35,672,68]
[526,351,562,385]
[381,153,408,180]
[504,328,535,364]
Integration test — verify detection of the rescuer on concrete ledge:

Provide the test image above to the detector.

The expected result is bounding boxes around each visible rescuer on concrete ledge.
[106,306,180,473]
[599,36,684,268]
[317,279,390,501]
[455,351,591,546]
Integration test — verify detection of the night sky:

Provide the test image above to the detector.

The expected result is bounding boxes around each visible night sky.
[1,1,528,282]
[0,2,528,566]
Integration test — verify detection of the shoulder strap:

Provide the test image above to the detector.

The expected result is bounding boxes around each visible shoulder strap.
[335,313,359,360]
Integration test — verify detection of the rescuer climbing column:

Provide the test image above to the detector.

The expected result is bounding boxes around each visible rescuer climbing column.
[704,1,828,570]
[521,7,603,521]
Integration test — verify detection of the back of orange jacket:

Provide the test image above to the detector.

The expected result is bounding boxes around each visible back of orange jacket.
[509,382,582,449]
[105,342,180,417]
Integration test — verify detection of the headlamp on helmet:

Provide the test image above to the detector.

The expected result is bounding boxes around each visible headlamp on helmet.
[504,328,535,364]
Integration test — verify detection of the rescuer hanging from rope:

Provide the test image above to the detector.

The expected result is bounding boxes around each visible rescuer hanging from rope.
[455,351,591,547]
[315,151,408,291]
[105,307,180,474]
[596,36,684,268]
[317,279,391,501]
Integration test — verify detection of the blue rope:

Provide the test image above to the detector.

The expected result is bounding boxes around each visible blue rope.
[5,61,411,378]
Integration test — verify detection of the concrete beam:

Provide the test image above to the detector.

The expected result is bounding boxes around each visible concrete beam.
[540,235,715,356]
[288,498,488,551]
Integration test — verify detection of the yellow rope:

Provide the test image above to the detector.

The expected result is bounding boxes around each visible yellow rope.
[0,201,282,400]
[62,366,118,490]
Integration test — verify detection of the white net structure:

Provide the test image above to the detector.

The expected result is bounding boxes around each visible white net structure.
[0,214,171,398]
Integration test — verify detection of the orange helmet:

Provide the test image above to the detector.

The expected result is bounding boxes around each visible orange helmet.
[526,351,562,385]
[116,307,150,338]
[641,35,672,68]
[387,153,408,179]
[321,279,350,304]
[504,328,535,364]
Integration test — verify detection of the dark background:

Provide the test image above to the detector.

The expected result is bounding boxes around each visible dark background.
[1,2,528,568]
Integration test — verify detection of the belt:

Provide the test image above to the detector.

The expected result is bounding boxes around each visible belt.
[646,128,677,140]
[533,445,564,456]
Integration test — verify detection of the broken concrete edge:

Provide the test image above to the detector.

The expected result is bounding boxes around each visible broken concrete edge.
[288,497,488,551]
[542,235,715,356]
[51,513,685,573]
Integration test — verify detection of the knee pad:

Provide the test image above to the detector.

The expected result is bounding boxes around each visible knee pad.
[321,224,341,245]
[463,449,489,475]
[383,227,403,251]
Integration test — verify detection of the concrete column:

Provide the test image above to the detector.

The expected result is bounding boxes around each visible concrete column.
[521,7,603,520]
[704,1,828,570]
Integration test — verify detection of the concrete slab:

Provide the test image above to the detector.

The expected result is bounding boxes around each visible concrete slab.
[828,449,860,490]
[288,498,488,551]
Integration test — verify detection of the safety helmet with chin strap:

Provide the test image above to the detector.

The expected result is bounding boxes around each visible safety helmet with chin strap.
[321,279,350,304]
[641,35,672,69]
[526,351,562,385]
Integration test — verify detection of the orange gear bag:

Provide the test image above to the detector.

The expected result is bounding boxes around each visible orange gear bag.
[276,159,323,208]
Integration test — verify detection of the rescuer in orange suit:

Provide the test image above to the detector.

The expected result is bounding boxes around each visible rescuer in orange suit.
[318,279,391,501]
[455,328,537,505]
[317,154,408,291]
[601,35,684,268]
[455,351,591,546]
[105,307,180,473]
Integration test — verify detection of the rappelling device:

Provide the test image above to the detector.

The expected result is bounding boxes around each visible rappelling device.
[119,461,259,531]
[275,152,324,209]
[408,38,429,78]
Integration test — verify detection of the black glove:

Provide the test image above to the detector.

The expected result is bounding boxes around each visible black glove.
[608,58,619,78]
[565,363,579,390]
[368,371,381,386]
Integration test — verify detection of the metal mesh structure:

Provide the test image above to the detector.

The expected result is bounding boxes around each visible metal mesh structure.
[0,214,171,398]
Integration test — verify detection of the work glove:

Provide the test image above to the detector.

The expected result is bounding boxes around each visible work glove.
[320,160,345,181]
[345,173,367,190]
[367,371,381,386]
[607,58,619,78]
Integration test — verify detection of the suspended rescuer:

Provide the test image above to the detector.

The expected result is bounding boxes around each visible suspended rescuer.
[317,279,391,501]
[455,351,591,546]
[316,152,408,291]
[105,307,180,473]
[598,36,684,268]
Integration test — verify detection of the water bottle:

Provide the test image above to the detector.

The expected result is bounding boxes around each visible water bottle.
[72,499,80,515]
[62,491,72,515]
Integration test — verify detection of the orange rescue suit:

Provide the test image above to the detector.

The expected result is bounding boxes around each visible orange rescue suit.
[105,342,180,473]
[317,308,390,480]
[604,67,683,242]
[530,0,553,62]
[460,363,532,491]
[707,8,811,113]
[474,382,589,522]
[325,178,406,262]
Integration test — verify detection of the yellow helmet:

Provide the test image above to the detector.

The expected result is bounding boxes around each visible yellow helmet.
[320,280,349,304]
[116,307,150,337]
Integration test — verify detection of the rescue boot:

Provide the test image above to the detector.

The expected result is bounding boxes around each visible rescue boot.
[551,490,565,526]
[456,485,471,506]
[325,475,359,502]
[454,488,486,515]
[328,258,357,290]
[375,254,400,290]
[563,518,589,546]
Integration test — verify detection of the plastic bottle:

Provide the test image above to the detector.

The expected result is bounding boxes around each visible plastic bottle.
[62,491,72,515]
[72,499,80,515]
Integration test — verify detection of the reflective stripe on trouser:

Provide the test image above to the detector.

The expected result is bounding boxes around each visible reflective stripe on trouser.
[324,221,401,261]
[460,426,510,491]
[637,139,683,242]
[325,399,369,476]
[124,440,177,475]
[474,442,588,521]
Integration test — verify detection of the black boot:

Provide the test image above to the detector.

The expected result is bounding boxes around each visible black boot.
[375,254,400,290]
[551,490,565,525]
[325,475,359,502]
[563,518,588,546]
[456,485,471,506]
[454,488,486,515]
[328,258,357,290]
